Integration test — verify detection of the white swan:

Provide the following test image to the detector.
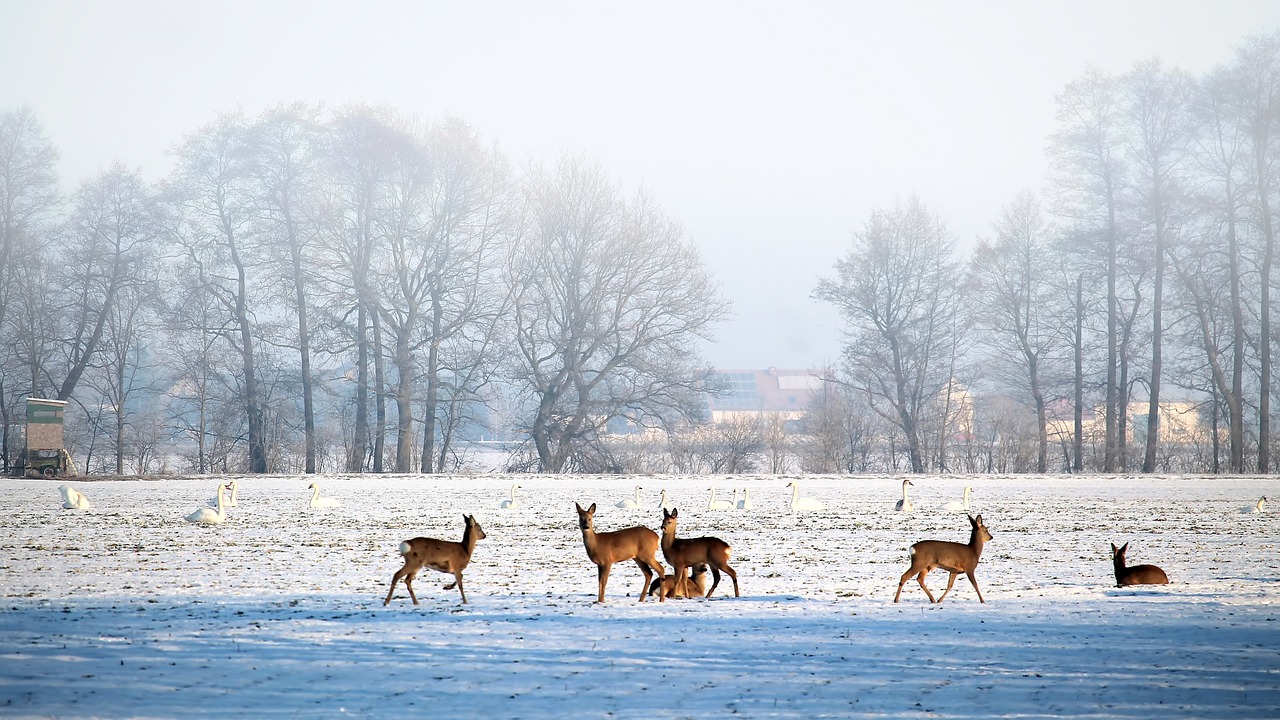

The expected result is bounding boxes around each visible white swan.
[308,482,341,509]
[657,489,675,511]
[59,485,91,510]
[225,480,238,507]
[616,485,643,509]
[894,479,914,512]
[186,484,227,524]
[501,484,522,509]
[736,488,754,510]
[207,482,235,508]
[787,482,825,512]
[707,487,733,511]
[1242,495,1268,514]
[942,486,972,512]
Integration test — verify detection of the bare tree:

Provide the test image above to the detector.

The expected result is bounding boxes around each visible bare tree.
[362,116,510,473]
[53,164,158,407]
[1122,58,1195,472]
[1232,33,1280,472]
[0,107,60,469]
[319,107,397,472]
[1049,66,1127,471]
[250,104,325,473]
[798,371,878,473]
[1179,62,1253,472]
[166,113,269,473]
[508,156,725,472]
[968,191,1063,472]
[814,197,964,473]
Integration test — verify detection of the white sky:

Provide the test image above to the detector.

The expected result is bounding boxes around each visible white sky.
[4,1,1279,370]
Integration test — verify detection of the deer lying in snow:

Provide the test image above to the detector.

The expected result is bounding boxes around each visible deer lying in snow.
[648,563,710,599]
[1110,542,1169,586]
[384,514,486,605]
[894,514,993,604]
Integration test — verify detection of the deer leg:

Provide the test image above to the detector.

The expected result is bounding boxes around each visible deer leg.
[641,557,665,602]
[384,568,405,606]
[668,562,688,599]
[404,573,420,605]
[454,572,467,604]
[893,568,917,603]
[706,565,722,599]
[720,562,740,597]
[936,571,959,603]
[916,568,937,603]
[634,559,653,603]
[597,564,611,603]
[966,570,985,603]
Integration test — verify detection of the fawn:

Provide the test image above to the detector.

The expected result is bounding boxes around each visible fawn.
[894,514,993,603]
[647,563,710,599]
[384,514,486,605]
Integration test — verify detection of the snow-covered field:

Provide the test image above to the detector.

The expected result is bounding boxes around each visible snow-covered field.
[1,473,1277,718]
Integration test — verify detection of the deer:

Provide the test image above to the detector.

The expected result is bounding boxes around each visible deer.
[659,507,740,599]
[1110,542,1169,586]
[575,502,666,603]
[894,513,993,604]
[647,563,710,599]
[383,514,487,606]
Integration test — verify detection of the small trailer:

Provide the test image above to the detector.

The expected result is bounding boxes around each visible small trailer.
[13,398,75,478]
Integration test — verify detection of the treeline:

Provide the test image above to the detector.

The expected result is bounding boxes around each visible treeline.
[5,29,1280,477]
[0,106,723,475]
[810,31,1280,475]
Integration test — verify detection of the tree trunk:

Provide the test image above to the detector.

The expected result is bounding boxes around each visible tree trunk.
[114,361,125,475]
[420,299,444,473]
[393,328,414,474]
[1104,193,1119,472]
[1228,196,1246,473]
[348,305,369,472]
[1258,153,1274,474]
[1073,275,1085,472]
[1143,178,1165,472]
[372,310,386,473]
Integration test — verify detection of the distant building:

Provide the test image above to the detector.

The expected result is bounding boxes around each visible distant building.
[1046,399,1204,444]
[707,369,823,424]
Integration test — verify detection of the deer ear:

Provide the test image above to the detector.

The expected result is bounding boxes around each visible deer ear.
[1120,542,1129,553]
[588,502,597,513]
[1111,543,1119,553]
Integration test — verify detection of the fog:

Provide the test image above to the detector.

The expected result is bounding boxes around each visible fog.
[3,0,1278,368]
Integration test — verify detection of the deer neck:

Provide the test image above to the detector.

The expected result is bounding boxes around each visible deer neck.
[969,527,986,557]
[580,526,602,561]
[660,524,677,554]
[462,525,480,555]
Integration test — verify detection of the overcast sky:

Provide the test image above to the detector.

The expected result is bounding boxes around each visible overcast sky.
[4,1,1279,371]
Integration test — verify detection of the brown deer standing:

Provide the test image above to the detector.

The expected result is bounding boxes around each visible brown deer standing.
[894,514,993,603]
[647,563,709,599]
[575,502,666,603]
[659,507,740,598]
[384,514,487,606]
[1111,542,1169,586]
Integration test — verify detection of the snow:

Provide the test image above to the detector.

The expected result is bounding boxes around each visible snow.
[1,473,1277,718]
